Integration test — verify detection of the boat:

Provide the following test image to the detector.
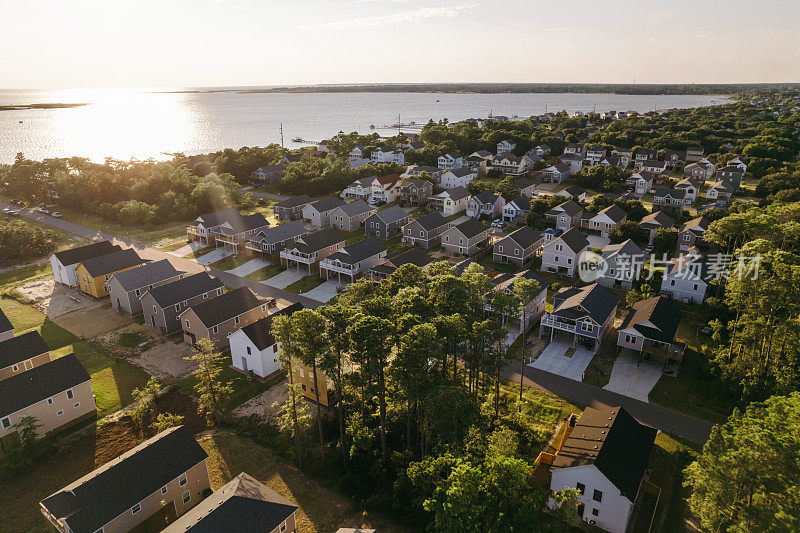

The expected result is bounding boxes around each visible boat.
[291,137,302,142]
[369,124,376,129]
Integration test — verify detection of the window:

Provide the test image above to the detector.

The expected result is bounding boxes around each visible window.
[514,248,520,255]
[246,346,252,355]
[280,522,287,533]
[66,389,74,400]
[261,304,267,312]
[135,289,140,296]
[203,293,208,299]
[73,402,80,408]
[161,486,168,495]
[179,473,188,486]
[498,246,503,252]
[592,508,599,516]
[131,503,141,515]
[47,398,53,405]
[182,491,191,504]
[576,482,585,494]
[185,319,190,328]
[670,279,675,287]
[593,489,603,502]
[57,410,64,416]
[419,231,424,237]
[625,334,633,343]
[1,417,10,429]
[581,322,591,332]
[693,284,699,291]
[234,316,240,325]
[567,258,572,264]
[273,345,278,353]
[212,325,219,334]
[12,364,18,372]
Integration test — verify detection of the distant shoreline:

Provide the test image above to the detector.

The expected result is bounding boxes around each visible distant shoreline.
[0,103,88,111]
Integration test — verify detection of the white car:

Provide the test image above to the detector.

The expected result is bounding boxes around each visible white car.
[50,211,63,218]
[491,219,504,228]
[3,207,11,214]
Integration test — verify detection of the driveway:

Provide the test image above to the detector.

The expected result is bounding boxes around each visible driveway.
[528,341,595,381]
[603,351,663,402]
[227,258,270,277]
[303,280,344,302]
[166,241,201,257]
[261,268,306,289]
[194,248,233,265]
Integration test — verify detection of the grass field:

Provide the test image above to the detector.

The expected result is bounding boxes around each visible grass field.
[52,206,189,245]
[284,275,325,294]
[158,239,192,253]
[245,264,285,282]
[0,263,53,295]
[177,365,275,412]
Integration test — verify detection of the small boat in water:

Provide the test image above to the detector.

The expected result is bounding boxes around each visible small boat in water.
[369,124,376,129]
[291,137,302,142]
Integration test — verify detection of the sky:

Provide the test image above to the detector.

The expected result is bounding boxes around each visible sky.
[2,0,799,89]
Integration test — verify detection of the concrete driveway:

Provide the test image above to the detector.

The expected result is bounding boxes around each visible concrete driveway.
[261,268,306,289]
[166,241,201,257]
[195,248,233,265]
[603,351,663,402]
[227,258,270,277]
[303,280,344,302]
[528,341,595,381]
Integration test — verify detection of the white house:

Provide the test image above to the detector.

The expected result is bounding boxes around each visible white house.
[584,145,606,165]
[370,147,405,165]
[429,187,470,216]
[228,303,303,379]
[705,180,734,205]
[674,178,698,204]
[496,140,516,154]
[540,228,589,277]
[626,171,655,196]
[642,160,668,174]
[502,196,531,223]
[660,252,710,304]
[585,205,627,238]
[466,191,505,218]
[542,162,572,183]
[557,153,584,174]
[437,152,464,170]
[50,241,120,287]
[439,167,477,189]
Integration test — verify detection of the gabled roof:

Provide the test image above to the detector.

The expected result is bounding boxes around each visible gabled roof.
[548,162,571,173]
[111,259,181,292]
[639,210,674,228]
[664,256,711,283]
[452,218,488,239]
[41,426,209,533]
[553,228,589,253]
[440,186,471,201]
[445,167,475,178]
[597,204,627,223]
[553,406,657,501]
[194,207,242,227]
[250,221,308,245]
[0,330,50,369]
[291,229,344,254]
[643,159,667,168]
[274,195,314,209]
[308,197,346,213]
[675,178,695,188]
[0,353,89,418]
[501,226,541,249]
[563,185,585,197]
[218,213,269,235]
[52,240,120,267]
[492,269,547,295]
[385,247,434,269]
[79,249,149,278]
[145,272,224,308]
[552,283,618,324]
[679,216,709,233]
[602,239,644,261]
[238,303,304,351]
[709,180,734,192]
[653,187,687,200]
[441,151,463,159]
[513,177,535,190]
[553,200,583,217]
[164,472,298,533]
[336,200,375,218]
[324,238,386,265]
[185,287,264,327]
[370,205,410,225]
[471,191,500,205]
[629,170,656,182]
[411,211,449,232]
[619,296,681,343]
[507,196,531,211]
[717,165,745,173]
[0,308,12,335]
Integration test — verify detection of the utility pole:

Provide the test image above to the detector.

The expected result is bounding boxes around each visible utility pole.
[398,113,401,136]
[280,123,284,148]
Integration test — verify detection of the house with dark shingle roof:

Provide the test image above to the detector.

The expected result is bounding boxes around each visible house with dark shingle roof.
[164,472,299,533]
[397,178,433,206]
[466,191,505,218]
[180,286,272,347]
[597,239,646,290]
[368,247,435,282]
[245,221,309,260]
[0,353,93,443]
[364,205,411,240]
[546,200,584,232]
[638,210,674,244]
[502,195,531,223]
[50,240,120,287]
[328,200,377,232]
[716,165,745,189]
[0,308,13,343]
[214,213,270,254]
[108,259,184,316]
[542,161,572,183]
[76,249,150,299]
[441,218,489,256]
[229,303,303,379]
[402,211,451,248]
[540,283,618,352]
[141,272,225,334]
[273,195,314,221]
[485,269,548,328]
[0,330,51,382]
[187,208,263,247]
[250,163,286,185]
[585,205,627,238]
[302,197,346,228]
[319,238,387,283]
[439,167,477,189]
[677,216,709,252]
[660,251,710,305]
[40,426,210,533]
[548,406,657,533]
[540,228,590,277]
[618,296,685,365]
[429,186,470,216]
[652,187,687,218]
[493,226,544,266]
[279,229,345,274]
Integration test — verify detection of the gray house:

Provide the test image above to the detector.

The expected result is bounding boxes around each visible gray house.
[319,238,388,284]
[402,212,451,248]
[140,272,224,333]
[364,205,411,239]
[245,221,308,260]
[638,211,674,244]
[715,165,745,189]
[273,195,314,221]
[109,259,184,315]
[302,197,346,228]
[539,283,619,352]
[398,179,433,206]
[441,218,489,256]
[329,200,377,232]
[546,200,584,232]
[660,254,710,305]
[597,239,646,290]
[493,226,544,266]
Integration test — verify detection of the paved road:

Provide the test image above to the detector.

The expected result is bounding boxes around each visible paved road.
[502,363,714,444]
[2,203,323,309]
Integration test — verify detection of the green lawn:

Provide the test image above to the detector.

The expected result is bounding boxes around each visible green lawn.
[53,206,189,245]
[245,264,285,282]
[177,365,283,411]
[182,244,216,259]
[0,263,53,295]
[384,236,411,255]
[284,275,325,294]
[336,229,367,245]
[209,255,254,270]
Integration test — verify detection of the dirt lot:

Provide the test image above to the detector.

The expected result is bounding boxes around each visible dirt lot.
[127,338,198,383]
[233,379,289,422]
[17,278,105,318]
[54,304,131,337]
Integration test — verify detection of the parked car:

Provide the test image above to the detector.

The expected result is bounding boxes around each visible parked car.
[40,209,50,215]
[7,209,20,216]
[2,207,11,214]
[491,219,504,228]
[50,211,63,218]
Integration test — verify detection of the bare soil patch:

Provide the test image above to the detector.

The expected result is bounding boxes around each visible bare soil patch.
[54,304,131,337]
[126,337,198,383]
[17,278,104,318]
[233,379,289,423]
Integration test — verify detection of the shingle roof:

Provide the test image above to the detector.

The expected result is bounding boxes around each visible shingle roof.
[0,308,12,334]
[552,283,618,324]
[563,185,585,197]
[507,196,531,211]
[553,406,657,501]
[441,186,471,201]
[249,221,308,245]
[639,211,674,228]
[493,269,547,295]
[447,167,475,178]
[146,272,224,308]
[371,205,410,224]
[0,330,50,369]
[619,296,681,343]
[41,426,208,533]
[0,353,88,418]
[453,218,488,239]
[337,200,375,218]
[411,212,449,232]
[274,195,314,209]
[292,229,344,254]
[471,191,500,205]
[218,213,269,235]
[194,208,242,227]
[185,287,263,327]
[679,216,710,233]
[324,238,386,265]
[555,200,583,217]
[654,187,687,200]
[164,472,298,533]
[501,226,541,249]
[79,249,149,278]
[309,197,346,213]
[52,241,120,267]
[556,228,590,253]
[386,247,434,269]
[239,303,304,351]
[598,204,627,223]
[111,259,181,292]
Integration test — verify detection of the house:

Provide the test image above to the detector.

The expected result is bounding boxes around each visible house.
[685,145,705,162]
[280,229,345,274]
[597,239,646,290]
[180,286,272,347]
[317,139,330,153]
[618,296,685,366]
[497,139,516,153]
[610,148,632,168]
[539,283,618,352]
[626,171,655,195]
[302,197,346,228]
[187,208,261,247]
[397,178,433,206]
[546,201,584,232]
[556,185,587,203]
[542,162,572,183]
[660,254,710,304]
[164,472,298,533]
[633,148,657,167]
[0,331,51,382]
[705,180,735,205]
[0,354,93,447]
[437,151,464,170]
[674,178,698,204]
[250,163,286,185]
[652,188,687,218]
[282,152,303,164]
[213,213,271,254]
[502,196,531,223]
[50,241,120,287]
[329,200,377,232]
[320,238,387,283]
[540,228,590,277]
[293,360,330,406]
[564,143,585,156]
[584,145,606,165]
[467,150,493,171]
[466,191,505,218]
[485,270,548,329]
[273,195,314,221]
[557,152,584,174]
[228,303,303,379]
[109,259,184,315]
[489,153,530,175]
[683,162,711,180]
[529,144,552,156]
[548,406,657,533]
[439,167,477,189]
[245,221,309,261]
[727,156,748,172]
[663,149,686,169]
[638,211,674,244]
[402,164,441,180]
[141,273,225,334]
[341,174,401,203]
[402,212,451,248]
[441,218,489,256]
[716,165,745,189]
[429,187,470,216]
[368,247,434,282]
[641,160,668,174]
[585,205,627,238]
[348,145,370,167]
[40,426,210,533]
[677,216,709,251]
[76,249,150,299]
[0,309,12,343]
[509,177,537,197]
[364,205,411,239]
[370,147,405,165]
[493,226,543,266]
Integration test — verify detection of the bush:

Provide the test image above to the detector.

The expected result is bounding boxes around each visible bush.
[0,220,58,261]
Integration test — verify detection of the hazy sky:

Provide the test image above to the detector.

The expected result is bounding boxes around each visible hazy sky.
[3,0,799,89]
